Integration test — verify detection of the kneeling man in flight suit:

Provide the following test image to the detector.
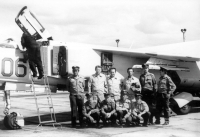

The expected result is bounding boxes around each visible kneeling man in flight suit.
[100,93,117,127]
[127,93,150,127]
[83,93,101,128]
[116,91,131,127]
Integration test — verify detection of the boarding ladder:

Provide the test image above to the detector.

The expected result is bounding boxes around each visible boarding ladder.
[30,46,61,128]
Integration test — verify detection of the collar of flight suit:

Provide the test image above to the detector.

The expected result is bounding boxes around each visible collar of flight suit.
[160,74,168,79]
[108,75,117,80]
[127,75,136,80]
[143,72,150,76]
[94,73,103,77]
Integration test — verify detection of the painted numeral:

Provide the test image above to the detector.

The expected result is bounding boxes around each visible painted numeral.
[1,58,13,77]
[1,57,27,77]
[15,58,27,77]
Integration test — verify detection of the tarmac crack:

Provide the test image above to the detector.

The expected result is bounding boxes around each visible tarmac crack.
[164,125,200,133]
[188,118,200,120]
[64,127,110,137]
[110,127,161,136]
[22,126,109,137]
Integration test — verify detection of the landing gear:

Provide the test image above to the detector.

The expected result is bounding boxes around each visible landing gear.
[179,104,191,115]
[170,92,193,115]
[3,90,11,115]
[170,98,192,115]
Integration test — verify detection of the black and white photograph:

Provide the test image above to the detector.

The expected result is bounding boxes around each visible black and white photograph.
[0,0,200,137]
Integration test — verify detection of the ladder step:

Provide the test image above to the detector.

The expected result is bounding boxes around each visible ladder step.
[35,98,51,101]
[35,98,52,102]
[28,57,57,127]
[32,85,48,88]
[33,91,51,94]
[35,96,51,99]
[38,106,53,109]
[40,120,56,124]
[34,89,51,91]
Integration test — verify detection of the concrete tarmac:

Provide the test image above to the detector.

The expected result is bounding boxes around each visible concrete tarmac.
[0,91,200,137]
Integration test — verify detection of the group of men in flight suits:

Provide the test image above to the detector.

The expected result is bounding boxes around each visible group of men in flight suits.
[66,64,176,128]
[19,32,176,129]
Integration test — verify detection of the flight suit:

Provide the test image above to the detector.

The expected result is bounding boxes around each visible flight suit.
[107,76,122,101]
[88,73,108,102]
[140,72,157,124]
[21,33,43,78]
[100,99,117,125]
[116,99,131,125]
[83,94,100,126]
[140,72,157,105]
[123,76,141,102]
[156,74,176,123]
[67,75,85,127]
[128,100,150,126]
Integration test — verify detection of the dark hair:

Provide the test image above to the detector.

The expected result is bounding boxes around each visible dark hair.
[109,67,116,72]
[160,67,167,74]
[142,63,149,68]
[72,66,80,71]
[95,65,102,70]
[127,68,134,72]
[85,93,92,98]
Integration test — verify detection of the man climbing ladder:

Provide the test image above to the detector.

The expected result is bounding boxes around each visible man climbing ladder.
[21,32,44,79]
[30,46,59,128]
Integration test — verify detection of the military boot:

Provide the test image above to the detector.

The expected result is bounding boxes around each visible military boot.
[163,118,169,125]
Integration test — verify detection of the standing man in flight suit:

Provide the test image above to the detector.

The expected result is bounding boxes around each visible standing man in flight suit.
[107,68,122,102]
[139,63,157,105]
[66,66,85,128]
[88,65,107,103]
[123,68,141,102]
[83,93,101,128]
[100,93,117,127]
[156,67,176,125]
[21,32,44,79]
[139,63,158,124]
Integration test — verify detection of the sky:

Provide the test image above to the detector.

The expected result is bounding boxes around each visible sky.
[0,0,199,49]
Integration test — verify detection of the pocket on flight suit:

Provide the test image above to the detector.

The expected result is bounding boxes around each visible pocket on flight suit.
[78,81,84,89]
[146,76,152,85]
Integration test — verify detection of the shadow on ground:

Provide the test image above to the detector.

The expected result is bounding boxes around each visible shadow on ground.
[1,103,200,130]
[25,111,71,125]
[0,111,71,130]
[0,120,7,130]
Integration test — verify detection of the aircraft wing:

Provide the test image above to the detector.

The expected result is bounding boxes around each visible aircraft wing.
[143,52,200,62]
[94,46,149,58]
[135,40,200,62]
[93,40,200,62]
